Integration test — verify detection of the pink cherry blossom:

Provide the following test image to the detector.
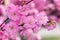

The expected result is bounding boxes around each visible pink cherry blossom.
[3,21,19,39]
[29,8,39,16]
[23,16,35,24]
[34,0,48,11]
[54,0,60,12]
[22,16,37,29]
[27,1,35,8]
[23,23,36,29]
[35,11,49,25]
[45,18,56,31]
[44,3,55,12]
[7,4,21,21]
[0,31,9,40]
[32,25,41,33]
[18,5,30,16]
[20,29,33,37]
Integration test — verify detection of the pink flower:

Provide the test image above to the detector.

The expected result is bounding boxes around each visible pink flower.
[46,3,55,10]
[27,1,35,8]
[3,21,19,39]
[23,16,35,24]
[0,31,9,40]
[45,24,56,31]
[7,4,21,21]
[29,8,39,16]
[23,24,41,33]
[54,0,60,12]
[19,5,30,16]
[44,3,55,15]
[23,16,37,29]
[23,23,36,29]
[34,0,48,11]
[32,25,41,33]
[45,19,56,31]
[20,29,33,37]
[16,16,25,25]
[35,11,49,25]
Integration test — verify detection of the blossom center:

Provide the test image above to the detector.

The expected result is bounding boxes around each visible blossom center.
[21,0,26,5]
[13,13,16,16]
[9,26,14,30]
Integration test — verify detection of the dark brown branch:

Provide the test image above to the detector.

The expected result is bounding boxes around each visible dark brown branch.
[25,0,33,5]
[0,18,9,27]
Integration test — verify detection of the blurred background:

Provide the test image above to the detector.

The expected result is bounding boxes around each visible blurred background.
[37,23,60,40]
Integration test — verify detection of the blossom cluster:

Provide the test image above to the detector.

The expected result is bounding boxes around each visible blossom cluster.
[0,0,58,40]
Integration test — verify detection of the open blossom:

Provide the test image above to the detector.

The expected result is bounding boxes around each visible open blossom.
[35,11,49,25]
[19,5,30,16]
[23,23,41,33]
[54,0,60,12]
[3,21,19,39]
[23,23,36,29]
[29,8,39,16]
[23,16,38,29]
[34,0,48,11]
[7,4,21,21]
[44,3,55,14]
[44,18,56,31]
[23,16,35,24]
[32,25,41,33]
[22,15,41,32]
[20,29,33,37]
[27,1,35,8]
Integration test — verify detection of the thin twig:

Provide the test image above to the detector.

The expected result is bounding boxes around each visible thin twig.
[0,18,9,27]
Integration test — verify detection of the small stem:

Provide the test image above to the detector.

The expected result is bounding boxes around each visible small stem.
[25,0,33,5]
[0,18,9,27]
[21,0,33,6]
